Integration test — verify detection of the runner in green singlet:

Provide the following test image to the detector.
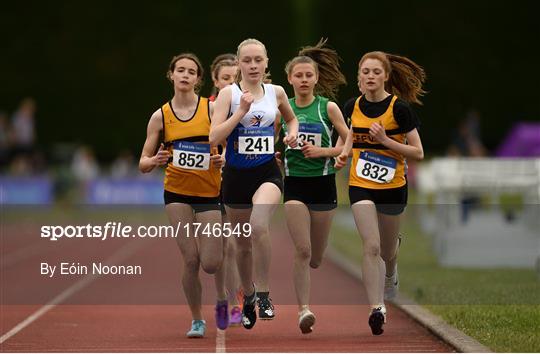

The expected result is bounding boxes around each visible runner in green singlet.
[277,39,349,335]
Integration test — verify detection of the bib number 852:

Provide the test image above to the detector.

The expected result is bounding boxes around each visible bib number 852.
[177,152,204,169]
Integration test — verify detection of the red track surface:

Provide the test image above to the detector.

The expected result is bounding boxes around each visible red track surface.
[1,221,453,352]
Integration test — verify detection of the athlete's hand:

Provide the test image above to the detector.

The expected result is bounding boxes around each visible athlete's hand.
[211,153,225,169]
[283,133,298,148]
[301,141,324,158]
[239,90,254,114]
[153,143,170,166]
[274,151,283,168]
[334,153,348,169]
[369,122,387,143]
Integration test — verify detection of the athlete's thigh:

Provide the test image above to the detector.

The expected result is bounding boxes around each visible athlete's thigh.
[284,200,311,250]
[251,182,281,226]
[195,209,224,263]
[351,200,380,243]
[165,203,198,258]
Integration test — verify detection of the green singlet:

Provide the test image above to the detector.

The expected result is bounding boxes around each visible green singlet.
[281,95,335,177]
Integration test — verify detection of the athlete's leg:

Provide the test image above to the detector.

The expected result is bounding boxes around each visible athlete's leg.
[378,212,401,300]
[284,200,311,309]
[225,235,241,305]
[378,213,401,276]
[225,206,253,295]
[308,209,336,269]
[250,182,281,292]
[351,201,384,307]
[165,203,202,320]
[195,210,224,275]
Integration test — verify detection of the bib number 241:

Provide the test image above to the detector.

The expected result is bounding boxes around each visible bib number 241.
[238,127,274,154]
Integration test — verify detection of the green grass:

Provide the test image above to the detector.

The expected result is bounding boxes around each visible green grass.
[329,207,540,353]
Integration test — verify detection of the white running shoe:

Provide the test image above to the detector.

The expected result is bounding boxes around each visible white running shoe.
[298,308,316,334]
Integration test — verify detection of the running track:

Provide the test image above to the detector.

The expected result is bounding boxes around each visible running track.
[1,216,453,352]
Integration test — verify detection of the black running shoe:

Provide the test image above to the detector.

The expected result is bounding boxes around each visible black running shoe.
[241,290,257,329]
[368,307,386,335]
[257,294,275,320]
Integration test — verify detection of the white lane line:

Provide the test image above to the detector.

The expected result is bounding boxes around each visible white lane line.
[215,329,226,353]
[0,240,146,344]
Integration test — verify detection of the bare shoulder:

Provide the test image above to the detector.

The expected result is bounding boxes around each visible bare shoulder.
[272,85,288,102]
[272,84,286,95]
[327,101,342,115]
[218,85,233,97]
[147,108,163,130]
[150,108,162,121]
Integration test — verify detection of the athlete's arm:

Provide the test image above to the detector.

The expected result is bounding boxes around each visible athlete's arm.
[275,85,298,148]
[139,109,170,173]
[209,86,251,146]
[274,112,282,139]
[334,127,353,169]
[369,123,424,160]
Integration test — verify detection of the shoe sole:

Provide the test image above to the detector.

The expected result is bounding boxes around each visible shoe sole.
[187,333,204,338]
[368,312,385,335]
[299,313,316,334]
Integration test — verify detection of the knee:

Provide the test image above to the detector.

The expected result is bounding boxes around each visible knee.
[235,240,252,257]
[364,242,381,258]
[184,257,200,274]
[295,245,312,263]
[250,222,268,239]
[201,260,220,274]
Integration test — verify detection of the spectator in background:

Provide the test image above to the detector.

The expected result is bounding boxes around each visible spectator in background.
[447,109,487,157]
[0,111,11,168]
[446,109,487,222]
[111,149,137,179]
[71,145,99,181]
[11,97,36,156]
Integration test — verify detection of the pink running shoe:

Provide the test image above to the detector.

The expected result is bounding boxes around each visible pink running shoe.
[229,305,242,326]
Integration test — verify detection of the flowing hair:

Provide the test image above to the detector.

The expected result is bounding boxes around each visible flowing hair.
[359,51,426,104]
[285,38,346,101]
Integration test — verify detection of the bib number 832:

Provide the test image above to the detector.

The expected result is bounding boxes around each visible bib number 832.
[355,151,396,184]
[360,162,389,182]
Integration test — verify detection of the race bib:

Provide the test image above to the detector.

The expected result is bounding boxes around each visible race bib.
[356,151,397,183]
[172,141,211,170]
[238,127,274,154]
[292,123,323,150]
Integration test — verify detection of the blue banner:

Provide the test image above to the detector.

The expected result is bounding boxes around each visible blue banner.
[86,178,163,205]
[0,176,53,204]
